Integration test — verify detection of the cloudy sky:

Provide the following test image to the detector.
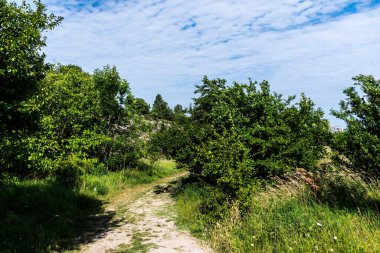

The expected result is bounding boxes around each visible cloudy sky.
[28,0,380,125]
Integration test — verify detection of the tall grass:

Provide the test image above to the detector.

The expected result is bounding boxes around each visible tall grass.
[174,171,380,252]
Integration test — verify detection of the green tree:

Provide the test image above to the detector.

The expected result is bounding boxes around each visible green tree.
[93,65,130,127]
[0,0,62,130]
[0,0,62,174]
[25,65,108,177]
[151,94,174,120]
[173,104,188,124]
[332,75,380,175]
[183,77,329,194]
[174,104,185,115]
[129,97,150,115]
[22,64,142,177]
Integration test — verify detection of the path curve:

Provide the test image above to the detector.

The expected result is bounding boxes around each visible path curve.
[80,172,212,253]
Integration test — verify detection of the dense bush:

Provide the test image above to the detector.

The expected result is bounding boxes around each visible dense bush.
[332,75,380,176]
[149,122,191,161]
[22,65,144,180]
[0,0,62,175]
[183,77,330,193]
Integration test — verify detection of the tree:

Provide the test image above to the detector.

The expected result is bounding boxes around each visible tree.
[332,75,380,175]
[151,94,174,120]
[93,65,130,126]
[0,0,62,174]
[129,97,150,115]
[0,0,62,130]
[174,104,185,115]
[182,77,329,194]
[23,64,142,177]
[25,65,109,176]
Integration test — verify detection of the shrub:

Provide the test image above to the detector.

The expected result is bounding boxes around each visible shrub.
[54,156,98,187]
[332,75,380,176]
[185,77,329,194]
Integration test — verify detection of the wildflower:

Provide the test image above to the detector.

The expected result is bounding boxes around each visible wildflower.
[333,236,338,241]
[316,222,322,227]
[251,243,254,247]
[331,249,334,252]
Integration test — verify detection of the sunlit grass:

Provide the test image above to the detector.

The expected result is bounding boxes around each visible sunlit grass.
[80,159,179,198]
[174,172,380,252]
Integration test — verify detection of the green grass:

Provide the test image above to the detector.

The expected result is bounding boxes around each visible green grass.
[110,231,157,253]
[0,160,179,253]
[174,172,380,253]
[80,160,179,198]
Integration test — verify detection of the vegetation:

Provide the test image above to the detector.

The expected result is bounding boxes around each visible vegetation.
[332,75,380,176]
[1,0,380,252]
[174,77,330,196]
[0,160,178,252]
[151,94,174,120]
[174,169,380,252]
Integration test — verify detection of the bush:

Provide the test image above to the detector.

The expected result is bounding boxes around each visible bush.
[332,75,380,176]
[149,123,191,161]
[54,156,98,187]
[185,77,329,194]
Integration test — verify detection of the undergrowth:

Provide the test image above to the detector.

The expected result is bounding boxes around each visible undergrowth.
[174,169,380,252]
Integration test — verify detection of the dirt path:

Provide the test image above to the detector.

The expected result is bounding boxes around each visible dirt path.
[79,172,212,253]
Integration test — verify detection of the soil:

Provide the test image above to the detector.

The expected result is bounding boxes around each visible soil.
[79,172,212,253]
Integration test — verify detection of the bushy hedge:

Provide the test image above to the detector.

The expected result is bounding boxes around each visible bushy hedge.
[182,77,330,193]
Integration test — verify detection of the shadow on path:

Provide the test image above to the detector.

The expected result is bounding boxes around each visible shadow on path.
[0,180,121,253]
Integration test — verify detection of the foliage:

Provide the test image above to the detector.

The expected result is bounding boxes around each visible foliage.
[18,64,143,179]
[151,94,174,120]
[128,97,150,115]
[184,77,329,193]
[0,0,62,175]
[173,104,189,124]
[174,172,380,253]
[332,75,380,176]
[149,122,191,160]
[93,65,129,125]
[0,0,62,130]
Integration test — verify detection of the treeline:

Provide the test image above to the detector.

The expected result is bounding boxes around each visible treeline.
[155,74,380,196]
[2,0,380,195]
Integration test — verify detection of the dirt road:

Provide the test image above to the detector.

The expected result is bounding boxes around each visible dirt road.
[79,172,212,253]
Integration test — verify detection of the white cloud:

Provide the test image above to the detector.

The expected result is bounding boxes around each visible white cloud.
[35,0,380,125]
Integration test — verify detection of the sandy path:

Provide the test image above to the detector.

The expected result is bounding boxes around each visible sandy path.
[80,172,212,253]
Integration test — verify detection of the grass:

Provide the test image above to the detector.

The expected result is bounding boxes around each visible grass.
[0,159,179,253]
[174,170,380,252]
[80,160,178,198]
[110,231,157,253]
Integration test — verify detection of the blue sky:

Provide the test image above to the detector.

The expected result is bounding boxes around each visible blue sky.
[24,0,380,125]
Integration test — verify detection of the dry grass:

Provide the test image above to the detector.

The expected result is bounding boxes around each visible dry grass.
[175,168,380,252]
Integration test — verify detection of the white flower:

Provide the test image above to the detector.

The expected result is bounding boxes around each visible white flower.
[251,243,254,247]
[316,222,322,227]
[331,249,334,252]
[333,236,338,241]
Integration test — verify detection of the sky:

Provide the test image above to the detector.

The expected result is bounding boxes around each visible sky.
[23,0,380,125]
